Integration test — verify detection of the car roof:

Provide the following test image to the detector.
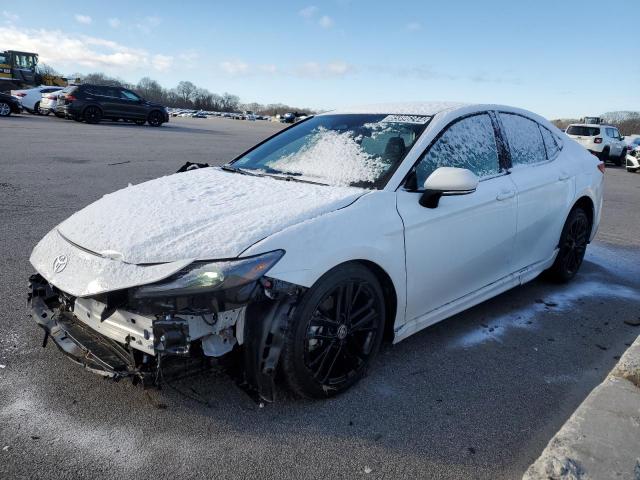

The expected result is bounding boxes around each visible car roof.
[323,101,468,116]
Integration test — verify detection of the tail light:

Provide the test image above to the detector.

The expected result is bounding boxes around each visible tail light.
[47,95,56,99]
[594,137,602,144]
[597,162,605,174]
[15,92,26,97]
[65,95,77,102]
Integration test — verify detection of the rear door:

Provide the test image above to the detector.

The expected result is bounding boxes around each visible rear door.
[396,112,518,323]
[93,86,123,117]
[498,113,574,273]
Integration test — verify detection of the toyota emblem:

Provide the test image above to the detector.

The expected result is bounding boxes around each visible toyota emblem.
[52,254,68,273]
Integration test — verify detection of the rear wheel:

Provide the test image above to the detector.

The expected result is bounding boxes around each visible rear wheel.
[147,111,163,127]
[33,101,41,115]
[83,106,102,124]
[599,148,610,163]
[280,264,385,398]
[0,102,11,116]
[546,207,590,283]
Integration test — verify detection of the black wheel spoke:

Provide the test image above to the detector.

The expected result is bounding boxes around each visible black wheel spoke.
[304,277,381,387]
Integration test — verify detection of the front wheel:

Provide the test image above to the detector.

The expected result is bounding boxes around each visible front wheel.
[546,207,590,283]
[147,111,163,127]
[280,264,385,398]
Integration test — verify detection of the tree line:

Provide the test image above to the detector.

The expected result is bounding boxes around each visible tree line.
[70,71,314,115]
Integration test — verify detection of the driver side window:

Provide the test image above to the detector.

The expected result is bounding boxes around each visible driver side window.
[415,113,500,187]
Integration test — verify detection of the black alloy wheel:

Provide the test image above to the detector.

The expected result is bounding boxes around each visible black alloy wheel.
[547,207,590,282]
[83,106,102,124]
[281,264,385,398]
[148,111,163,127]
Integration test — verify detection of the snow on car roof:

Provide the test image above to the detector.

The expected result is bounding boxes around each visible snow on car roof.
[323,101,468,116]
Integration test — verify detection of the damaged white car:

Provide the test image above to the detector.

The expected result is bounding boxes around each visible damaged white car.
[29,102,604,401]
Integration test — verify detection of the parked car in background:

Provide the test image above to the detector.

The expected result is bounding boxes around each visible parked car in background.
[10,85,63,115]
[0,92,22,116]
[29,102,603,401]
[624,135,640,152]
[281,112,296,123]
[625,136,640,173]
[56,84,169,126]
[39,90,64,115]
[565,122,627,165]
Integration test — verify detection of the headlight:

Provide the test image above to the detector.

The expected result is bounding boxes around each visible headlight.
[134,250,284,298]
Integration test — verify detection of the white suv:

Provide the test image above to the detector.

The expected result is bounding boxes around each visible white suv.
[565,123,626,166]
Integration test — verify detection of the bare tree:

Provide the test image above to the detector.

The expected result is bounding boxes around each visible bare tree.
[175,81,197,106]
[135,77,164,102]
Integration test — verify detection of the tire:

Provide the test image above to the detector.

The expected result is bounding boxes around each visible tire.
[135,120,146,126]
[0,102,11,117]
[599,148,610,163]
[42,109,50,116]
[280,263,385,398]
[614,150,624,167]
[33,101,41,115]
[546,207,590,283]
[147,111,163,127]
[83,105,102,124]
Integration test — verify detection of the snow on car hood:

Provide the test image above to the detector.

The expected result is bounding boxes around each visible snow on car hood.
[56,167,366,264]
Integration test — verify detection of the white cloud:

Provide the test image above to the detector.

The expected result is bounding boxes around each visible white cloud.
[74,14,92,25]
[151,54,173,72]
[2,11,19,22]
[318,15,334,28]
[108,18,121,28]
[259,64,278,74]
[296,61,353,78]
[299,6,318,18]
[0,26,172,73]
[136,16,161,34]
[220,59,250,75]
[406,21,421,31]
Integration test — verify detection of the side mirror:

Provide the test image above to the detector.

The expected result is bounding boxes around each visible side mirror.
[419,167,479,208]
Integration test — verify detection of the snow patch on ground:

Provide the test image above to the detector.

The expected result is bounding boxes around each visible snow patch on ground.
[450,276,640,349]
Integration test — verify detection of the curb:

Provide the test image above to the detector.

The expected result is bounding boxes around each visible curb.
[523,334,640,480]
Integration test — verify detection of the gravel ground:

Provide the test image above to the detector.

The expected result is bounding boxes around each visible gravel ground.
[1,115,639,479]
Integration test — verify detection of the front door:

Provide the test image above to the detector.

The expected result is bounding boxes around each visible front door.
[396,113,518,323]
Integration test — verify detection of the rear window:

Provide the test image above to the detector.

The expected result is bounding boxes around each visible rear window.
[566,126,600,136]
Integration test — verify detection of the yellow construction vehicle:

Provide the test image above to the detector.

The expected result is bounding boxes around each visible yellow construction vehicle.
[0,50,72,91]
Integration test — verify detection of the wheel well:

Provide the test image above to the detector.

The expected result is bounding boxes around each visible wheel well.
[353,260,398,343]
[572,196,594,235]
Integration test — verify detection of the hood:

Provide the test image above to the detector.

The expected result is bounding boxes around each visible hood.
[56,167,366,264]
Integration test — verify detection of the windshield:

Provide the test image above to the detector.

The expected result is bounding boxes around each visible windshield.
[232,114,430,188]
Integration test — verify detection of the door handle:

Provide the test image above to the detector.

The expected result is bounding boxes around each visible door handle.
[558,172,570,181]
[496,190,515,201]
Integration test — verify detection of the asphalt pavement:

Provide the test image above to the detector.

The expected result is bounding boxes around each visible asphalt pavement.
[1,115,639,479]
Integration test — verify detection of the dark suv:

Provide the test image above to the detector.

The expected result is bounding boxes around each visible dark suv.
[56,84,169,126]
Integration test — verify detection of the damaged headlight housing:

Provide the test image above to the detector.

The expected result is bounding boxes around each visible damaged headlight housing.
[134,250,284,298]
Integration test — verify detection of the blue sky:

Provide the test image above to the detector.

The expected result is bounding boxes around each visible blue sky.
[2,0,639,118]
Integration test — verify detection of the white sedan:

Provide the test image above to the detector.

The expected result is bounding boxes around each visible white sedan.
[11,85,63,114]
[28,102,604,401]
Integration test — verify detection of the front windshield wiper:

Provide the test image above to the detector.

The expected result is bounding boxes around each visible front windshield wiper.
[261,172,328,186]
[220,164,262,176]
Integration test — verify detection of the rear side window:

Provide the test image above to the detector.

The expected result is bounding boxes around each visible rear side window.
[566,126,600,136]
[500,113,546,166]
[540,126,560,160]
[415,113,500,186]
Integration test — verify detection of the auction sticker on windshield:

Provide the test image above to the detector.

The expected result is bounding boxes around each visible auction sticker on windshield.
[380,114,431,124]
